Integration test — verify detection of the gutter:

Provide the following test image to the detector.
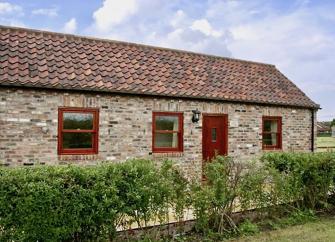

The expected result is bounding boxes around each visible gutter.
[311,109,315,152]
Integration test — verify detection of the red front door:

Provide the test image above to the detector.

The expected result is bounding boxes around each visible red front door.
[202,114,228,161]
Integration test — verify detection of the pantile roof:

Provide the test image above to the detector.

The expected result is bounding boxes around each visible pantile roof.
[0,25,319,109]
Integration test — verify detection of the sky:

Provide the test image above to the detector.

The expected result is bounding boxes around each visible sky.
[0,0,334,121]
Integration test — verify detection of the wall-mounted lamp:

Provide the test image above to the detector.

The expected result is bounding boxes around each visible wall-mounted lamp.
[192,109,201,123]
[41,127,49,134]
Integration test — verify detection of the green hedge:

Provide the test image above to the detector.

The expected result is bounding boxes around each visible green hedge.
[261,152,335,209]
[0,160,188,241]
[1,153,335,241]
[317,133,331,137]
[191,152,335,235]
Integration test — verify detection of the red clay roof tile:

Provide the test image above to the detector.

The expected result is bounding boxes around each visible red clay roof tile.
[0,25,319,109]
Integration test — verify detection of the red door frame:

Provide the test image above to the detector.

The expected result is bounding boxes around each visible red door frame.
[202,113,228,160]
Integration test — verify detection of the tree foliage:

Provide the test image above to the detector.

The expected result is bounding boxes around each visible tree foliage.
[331,118,335,127]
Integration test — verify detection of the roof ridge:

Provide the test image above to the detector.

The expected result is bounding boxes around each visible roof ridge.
[0,24,275,67]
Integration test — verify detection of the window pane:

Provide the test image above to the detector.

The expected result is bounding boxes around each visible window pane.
[212,128,217,142]
[63,112,94,130]
[62,133,93,149]
[155,116,179,131]
[264,120,278,132]
[263,133,277,146]
[154,133,178,148]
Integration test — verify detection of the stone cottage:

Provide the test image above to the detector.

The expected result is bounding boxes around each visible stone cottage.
[0,26,319,178]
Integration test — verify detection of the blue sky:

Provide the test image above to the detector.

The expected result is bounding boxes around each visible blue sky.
[0,0,334,121]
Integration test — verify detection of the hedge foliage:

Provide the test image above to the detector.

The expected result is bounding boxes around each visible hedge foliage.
[191,152,335,235]
[261,152,335,209]
[0,152,335,241]
[0,160,188,241]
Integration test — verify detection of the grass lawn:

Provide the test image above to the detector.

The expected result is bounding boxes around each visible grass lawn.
[231,216,335,242]
[317,136,335,152]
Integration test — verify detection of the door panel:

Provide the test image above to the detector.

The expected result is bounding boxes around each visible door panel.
[202,115,228,161]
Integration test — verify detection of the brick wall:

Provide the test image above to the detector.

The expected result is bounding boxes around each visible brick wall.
[0,87,316,178]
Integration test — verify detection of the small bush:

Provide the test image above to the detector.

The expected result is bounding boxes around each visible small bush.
[191,156,264,235]
[259,209,316,231]
[278,209,316,227]
[238,219,259,236]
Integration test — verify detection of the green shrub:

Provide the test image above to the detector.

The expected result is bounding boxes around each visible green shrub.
[261,152,335,209]
[278,209,316,227]
[259,209,316,231]
[1,152,335,241]
[192,153,335,236]
[0,159,189,241]
[0,165,121,241]
[114,159,189,229]
[159,160,190,222]
[191,156,263,235]
[317,133,331,137]
[238,219,259,236]
[239,164,269,211]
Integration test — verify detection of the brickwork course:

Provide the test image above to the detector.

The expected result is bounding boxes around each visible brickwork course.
[0,87,317,178]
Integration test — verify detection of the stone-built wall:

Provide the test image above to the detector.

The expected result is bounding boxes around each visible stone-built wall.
[0,87,315,178]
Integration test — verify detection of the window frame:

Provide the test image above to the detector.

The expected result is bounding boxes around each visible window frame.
[262,116,282,150]
[152,112,184,153]
[58,107,99,155]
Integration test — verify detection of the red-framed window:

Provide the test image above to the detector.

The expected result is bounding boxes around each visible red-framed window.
[58,107,99,155]
[262,116,282,150]
[152,112,183,153]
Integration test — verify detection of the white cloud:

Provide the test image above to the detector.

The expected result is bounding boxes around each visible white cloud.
[0,2,24,26]
[191,19,222,37]
[153,14,230,56]
[62,18,77,33]
[157,26,230,56]
[170,10,186,28]
[93,0,138,32]
[87,2,231,57]
[32,7,58,17]
[205,0,266,26]
[0,2,22,15]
